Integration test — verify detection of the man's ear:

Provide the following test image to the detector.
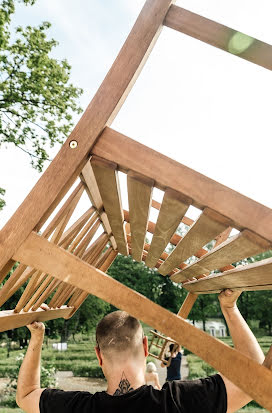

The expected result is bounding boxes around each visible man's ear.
[143,336,149,357]
[95,346,103,366]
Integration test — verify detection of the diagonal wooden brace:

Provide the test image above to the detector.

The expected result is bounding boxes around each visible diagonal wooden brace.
[11,231,272,411]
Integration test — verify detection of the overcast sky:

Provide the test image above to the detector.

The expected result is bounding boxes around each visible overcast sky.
[1,0,272,230]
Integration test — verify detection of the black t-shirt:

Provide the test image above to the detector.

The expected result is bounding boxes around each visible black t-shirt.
[165,352,182,380]
[40,374,227,413]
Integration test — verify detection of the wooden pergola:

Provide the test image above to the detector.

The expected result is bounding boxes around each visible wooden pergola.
[0,0,272,409]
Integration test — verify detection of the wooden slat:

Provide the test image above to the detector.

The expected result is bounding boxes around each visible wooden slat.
[14,271,44,313]
[264,346,272,370]
[82,233,108,262]
[67,212,99,253]
[0,0,174,273]
[91,157,128,255]
[59,207,95,248]
[127,172,154,261]
[81,161,117,250]
[42,183,84,240]
[0,265,33,307]
[159,208,232,275]
[152,199,194,226]
[92,127,272,243]
[72,218,101,258]
[177,292,198,318]
[145,189,190,267]
[0,306,72,332]
[32,279,60,311]
[172,230,271,283]
[12,231,272,411]
[164,5,272,71]
[0,259,15,284]
[183,256,272,294]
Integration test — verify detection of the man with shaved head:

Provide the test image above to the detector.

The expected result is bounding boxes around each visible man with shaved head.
[16,290,265,413]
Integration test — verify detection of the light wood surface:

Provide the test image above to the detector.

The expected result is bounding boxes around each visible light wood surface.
[172,230,270,282]
[81,160,117,250]
[0,306,72,332]
[127,172,154,262]
[183,256,272,293]
[91,157,128,255]
[159,208,231,275]
[59,207,95,248]
[145,189,190,267]
[12,231,272,411]
[164,5,272,71]
[92,127,272,242]
[177,292,198,318]
[0,0,174,273]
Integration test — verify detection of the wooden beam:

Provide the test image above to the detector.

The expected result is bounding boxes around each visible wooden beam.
[59,207,95,248]
[183,256,272,294]
[177,292,198,318]
[13,232,272,411]
[127,172,154,261]
[152,200,194,227]
[159,208,232,275]
[0,0,174,273]
[164,5,272,71]
[91,157,128,255]
[172,230,270,283]
[145,189,190,267]
[92,128,272,243]
[264,346,272,370]
[0,306,72,332]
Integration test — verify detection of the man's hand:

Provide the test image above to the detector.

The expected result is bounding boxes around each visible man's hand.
[26,303,49,338]
[218,289,241,310]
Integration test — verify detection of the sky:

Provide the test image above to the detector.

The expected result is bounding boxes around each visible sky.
[1,0,272,229]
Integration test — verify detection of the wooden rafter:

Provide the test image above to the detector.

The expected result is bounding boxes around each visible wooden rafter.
[164,5,272,71]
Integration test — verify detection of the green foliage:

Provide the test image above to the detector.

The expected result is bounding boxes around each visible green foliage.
[0,186,5,210]
[0,0,83,172]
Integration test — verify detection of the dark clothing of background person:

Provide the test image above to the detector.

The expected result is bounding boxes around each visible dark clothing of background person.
[40,374,227,413]
[165,351,182,381]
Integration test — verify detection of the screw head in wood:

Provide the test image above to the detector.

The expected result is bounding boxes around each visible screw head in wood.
[69,140,78,149]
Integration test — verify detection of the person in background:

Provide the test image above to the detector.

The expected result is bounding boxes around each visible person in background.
[161,343,182,381]
[145,361,161,389]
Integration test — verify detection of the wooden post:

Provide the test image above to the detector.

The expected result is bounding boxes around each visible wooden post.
[177,292,198,319]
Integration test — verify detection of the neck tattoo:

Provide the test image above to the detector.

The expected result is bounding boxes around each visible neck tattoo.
[113,372,134,396]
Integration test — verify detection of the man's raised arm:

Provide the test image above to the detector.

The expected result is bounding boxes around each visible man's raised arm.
[16,321,45,413]
[219,289,265,413]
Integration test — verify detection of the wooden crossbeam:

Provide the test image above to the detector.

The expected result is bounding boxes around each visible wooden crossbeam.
[127,172,154,262]
[12,231,272,411]
[92,128,272,243]
[145,189,190,267]
[164,5,272,71]
[0,0,174,273]
[183,256,272,294]
[91,157,128,255]
[172,230,271,283]
[0,306,72,333]
[159,208,232,275]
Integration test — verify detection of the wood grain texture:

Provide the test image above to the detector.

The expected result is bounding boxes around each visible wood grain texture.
[59,207,95,248]
[171,230,270,282]
[164,5,272,71]
[145,189,190,267]
[13,231,272,411]
[80,161,117,250]
[92,128,272,242]
[183,256,272,293]
[0,0,174,272]
[177,292,198,318]
[159,208,231,275]
[127,172,154,261]
[0,306,72,332]
[91,157,128,255]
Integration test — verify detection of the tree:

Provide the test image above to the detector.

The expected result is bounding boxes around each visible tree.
[0,187,5,210]
[0,0,83,172]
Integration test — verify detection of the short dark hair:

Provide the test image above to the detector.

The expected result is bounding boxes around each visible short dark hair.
[96,311,143,358]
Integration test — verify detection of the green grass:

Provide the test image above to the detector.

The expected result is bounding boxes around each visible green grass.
[0,409,24,413]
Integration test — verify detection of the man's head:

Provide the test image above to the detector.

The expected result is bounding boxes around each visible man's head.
[95,311,148,368]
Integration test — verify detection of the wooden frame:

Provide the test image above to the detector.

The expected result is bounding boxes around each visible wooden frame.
[0,0,271,409]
